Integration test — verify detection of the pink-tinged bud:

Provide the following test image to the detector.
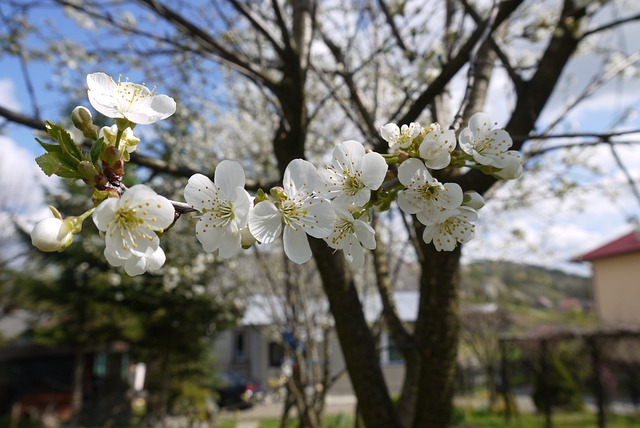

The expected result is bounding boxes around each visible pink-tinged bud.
[31,217,73,252]
[397,151,410,162]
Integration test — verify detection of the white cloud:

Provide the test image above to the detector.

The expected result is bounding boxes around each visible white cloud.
[0,136,57,264]
[0,79,21,110]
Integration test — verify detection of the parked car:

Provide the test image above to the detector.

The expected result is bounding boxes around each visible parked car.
[214,371,263,410]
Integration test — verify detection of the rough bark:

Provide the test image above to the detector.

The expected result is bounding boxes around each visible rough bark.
[412,235,462,428]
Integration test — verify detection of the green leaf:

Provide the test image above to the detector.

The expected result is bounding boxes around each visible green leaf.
[45,121,82,162]
[35,138,63,155]
[35,152,81,179]
[90,137,105,164]
[35,153,63,177]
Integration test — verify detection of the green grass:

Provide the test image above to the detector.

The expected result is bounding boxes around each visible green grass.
[218,411,640,428]
[457,411,640,427]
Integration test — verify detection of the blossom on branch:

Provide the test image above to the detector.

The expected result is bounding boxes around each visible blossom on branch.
[418,123,456,170]
[319,140,388,207]
[458,112,513,168]
[105,246,166,276]
[87,72,176,125]
[184,161,252,258]
[421,207,477,251]
[380,122,421,150]
[324,207,376,268]
[93,185,174,270]
[249,159,335,264]
[397,158,463,220]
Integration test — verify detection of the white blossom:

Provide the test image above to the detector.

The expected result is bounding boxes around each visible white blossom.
[421,207,477,251]
[31,217,73,252]
[324,207,376,268]
[184,161,252,258]
[249,159,335,264]
[458,112,513,168]
[397,158,463,221]
[105,246,166,276]
[418,123,456,170]
[494,151,523,180]
[380,122,421,150]
[93,185,174,263]
[87,72,176,125]
[319,140,387,207]
[463,191,485,210]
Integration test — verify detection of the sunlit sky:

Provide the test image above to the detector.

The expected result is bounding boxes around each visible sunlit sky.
[1,2,639,276]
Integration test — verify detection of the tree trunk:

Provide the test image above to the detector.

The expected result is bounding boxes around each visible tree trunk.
[310,239,401,428]
[412,240,462,428]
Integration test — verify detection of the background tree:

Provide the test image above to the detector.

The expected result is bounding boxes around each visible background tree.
[1,1,639,427]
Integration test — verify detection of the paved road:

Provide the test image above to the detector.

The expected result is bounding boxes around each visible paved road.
[218,395,357,423]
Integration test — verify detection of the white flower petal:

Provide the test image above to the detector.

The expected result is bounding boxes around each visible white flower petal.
[215,160,246,200]
[468,112,493,136]
[284,159,320,197]
[283,226,312,264]
[184,174,217,212]
[232,187,252,227]
[354,220,376,250]
[249,201,282,244]
[92,198,118,231]
[398,158,432,186]
[360,151,387,190]
[298,198,335,239]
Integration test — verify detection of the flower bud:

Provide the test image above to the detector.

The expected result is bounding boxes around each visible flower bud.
[31,217,74,252]
[77,161,108,189]
[463,191,485,210]
[240,227,256,249]
[270,186,287,201]
[253,189,269,205]
[71,106,98,140]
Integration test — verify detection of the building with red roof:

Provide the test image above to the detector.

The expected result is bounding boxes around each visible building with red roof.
[575,230,640,326]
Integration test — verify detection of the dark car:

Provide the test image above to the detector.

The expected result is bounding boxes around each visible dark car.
[214,371,263,410]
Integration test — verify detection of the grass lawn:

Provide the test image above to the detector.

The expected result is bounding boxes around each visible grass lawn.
[217,411,640,428]
[459,411,640,427]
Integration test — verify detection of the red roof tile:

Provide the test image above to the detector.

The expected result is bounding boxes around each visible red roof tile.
[576,230,640,261]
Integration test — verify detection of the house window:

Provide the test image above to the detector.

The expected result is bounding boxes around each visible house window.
[234,331,246,362]
[94,352,107,377]
[381,333,403,365]
[268,342,284,367]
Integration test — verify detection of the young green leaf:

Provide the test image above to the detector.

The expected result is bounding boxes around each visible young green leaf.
[90,137,105,164]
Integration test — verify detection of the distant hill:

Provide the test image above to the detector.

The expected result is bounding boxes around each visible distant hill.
[460,260,591,307]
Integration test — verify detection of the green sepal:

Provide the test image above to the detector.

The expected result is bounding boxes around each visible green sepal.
[90,137,105,164]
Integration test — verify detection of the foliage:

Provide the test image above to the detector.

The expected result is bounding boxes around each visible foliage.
[532,344,588,412]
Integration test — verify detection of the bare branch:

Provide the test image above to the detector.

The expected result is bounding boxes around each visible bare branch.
[608,142,640,217]
[396,0,523,140]
[540,50,640,135]
[0,105,46,131]
[581,12,640,40]
[458,0,522,87]
[133,0,276,89]
[227,0,286,54]
[376,0,415,62]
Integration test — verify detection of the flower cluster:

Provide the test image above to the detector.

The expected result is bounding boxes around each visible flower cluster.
[30,72,521,276]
